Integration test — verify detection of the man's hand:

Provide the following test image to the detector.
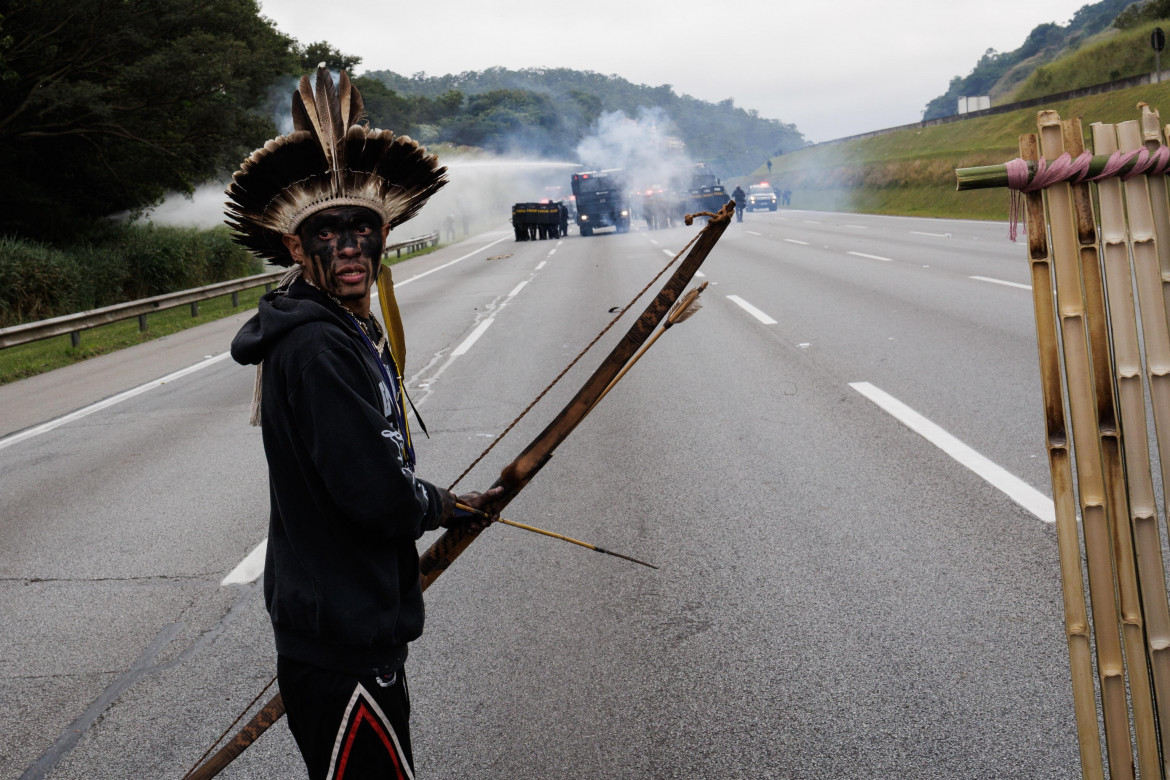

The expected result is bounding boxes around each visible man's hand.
[439,486,504,531]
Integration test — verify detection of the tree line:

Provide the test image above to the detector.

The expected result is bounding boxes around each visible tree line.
[0,0,803,248]
[357,67,807,177]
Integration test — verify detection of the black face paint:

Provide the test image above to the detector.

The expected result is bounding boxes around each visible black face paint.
[296,206,385,306]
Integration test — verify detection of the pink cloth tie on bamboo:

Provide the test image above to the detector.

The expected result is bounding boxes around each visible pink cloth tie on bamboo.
[1005,147,1170,240]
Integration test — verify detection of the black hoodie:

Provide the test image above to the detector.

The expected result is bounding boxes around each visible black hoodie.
[231,278,444,675]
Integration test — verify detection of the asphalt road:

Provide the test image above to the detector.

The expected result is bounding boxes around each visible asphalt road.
[1,210,1080,779]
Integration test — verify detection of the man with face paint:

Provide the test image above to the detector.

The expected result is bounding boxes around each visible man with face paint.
[226,65,497,779]
[287,205,389,318]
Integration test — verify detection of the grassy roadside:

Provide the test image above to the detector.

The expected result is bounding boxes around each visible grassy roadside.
[0,243,443,386]
[747,79,1170,221]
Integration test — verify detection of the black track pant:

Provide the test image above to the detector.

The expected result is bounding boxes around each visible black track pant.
[277,655,414,780]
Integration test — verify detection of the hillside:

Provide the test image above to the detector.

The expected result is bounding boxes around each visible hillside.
[923,0,1136,120]
[358,66,806,179]
[755,79,1170,221]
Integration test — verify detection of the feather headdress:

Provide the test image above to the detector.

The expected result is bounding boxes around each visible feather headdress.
[225,63,447,266]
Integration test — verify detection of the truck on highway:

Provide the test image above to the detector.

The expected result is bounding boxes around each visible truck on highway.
[570,170,631,236]
[688,163,730,215]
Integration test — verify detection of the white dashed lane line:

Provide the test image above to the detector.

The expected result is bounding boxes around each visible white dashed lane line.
[727,295,778,325]
[970,275,1031,290]
[847,251,893,263]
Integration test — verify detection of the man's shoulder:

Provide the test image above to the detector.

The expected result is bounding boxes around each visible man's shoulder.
[271,317,356,360]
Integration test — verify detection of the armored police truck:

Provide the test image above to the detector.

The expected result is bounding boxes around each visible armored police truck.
[570,170,631,237]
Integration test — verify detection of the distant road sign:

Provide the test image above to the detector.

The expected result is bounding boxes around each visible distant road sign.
[1153,27,1165,52]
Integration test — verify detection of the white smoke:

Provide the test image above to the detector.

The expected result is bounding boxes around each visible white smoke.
[141,152,581,242]
[575,107,696,190]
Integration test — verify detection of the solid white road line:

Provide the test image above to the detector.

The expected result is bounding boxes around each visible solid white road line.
[850,381,1054,523]
[970,275,1031,290]
[395,235,511,287]
[3,236,516,453]
[727,295,778,325]
[0,352,233,451]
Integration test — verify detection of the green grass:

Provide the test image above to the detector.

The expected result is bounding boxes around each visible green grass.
[1011,22,1168,102]
[753,78,1170,221]
[0,243,445,386]
[0,286,269,385]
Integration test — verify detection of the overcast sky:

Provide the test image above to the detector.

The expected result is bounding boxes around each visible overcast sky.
[258,0,1094,144]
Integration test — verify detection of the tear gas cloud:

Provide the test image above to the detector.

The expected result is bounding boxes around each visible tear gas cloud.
[144,98,706,240]
[575,107,696,190]
[141,156,582,249]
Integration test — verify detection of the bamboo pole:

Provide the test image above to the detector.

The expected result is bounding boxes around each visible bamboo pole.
[1038,110,1134,780]
[1093,119,1169,776]
[1138,105,1170,326]
[1078,119,1159,778]
[1118,112,1170,775]
[1137,107,1170,777]
[1019,130,1104,780]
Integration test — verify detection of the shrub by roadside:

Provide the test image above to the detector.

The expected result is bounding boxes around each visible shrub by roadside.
[0,224,262,328]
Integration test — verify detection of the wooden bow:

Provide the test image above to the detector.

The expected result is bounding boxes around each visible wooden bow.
[182,203,732,779]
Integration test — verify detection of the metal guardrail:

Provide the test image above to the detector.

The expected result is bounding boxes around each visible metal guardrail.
[386,231,439,258]
[0,232,441,350]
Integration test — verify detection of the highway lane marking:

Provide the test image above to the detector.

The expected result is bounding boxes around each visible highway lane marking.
[535,261,547,270]
[911,231,950,237]
[850,381,1055,523]
[845,224,868,229]
[847,251,893,262]
[451,317,496,357]
[784,239,809,246]
[395,235,511,287]
[0,236,520,452]
[727,295,778,325]
[663,249,675,258]
[0,352,233,451]
[222,539,267,585]
[746,230,763,236]
[971,275,1031,290]
[803,220,822,224]
[449,278,531,357]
